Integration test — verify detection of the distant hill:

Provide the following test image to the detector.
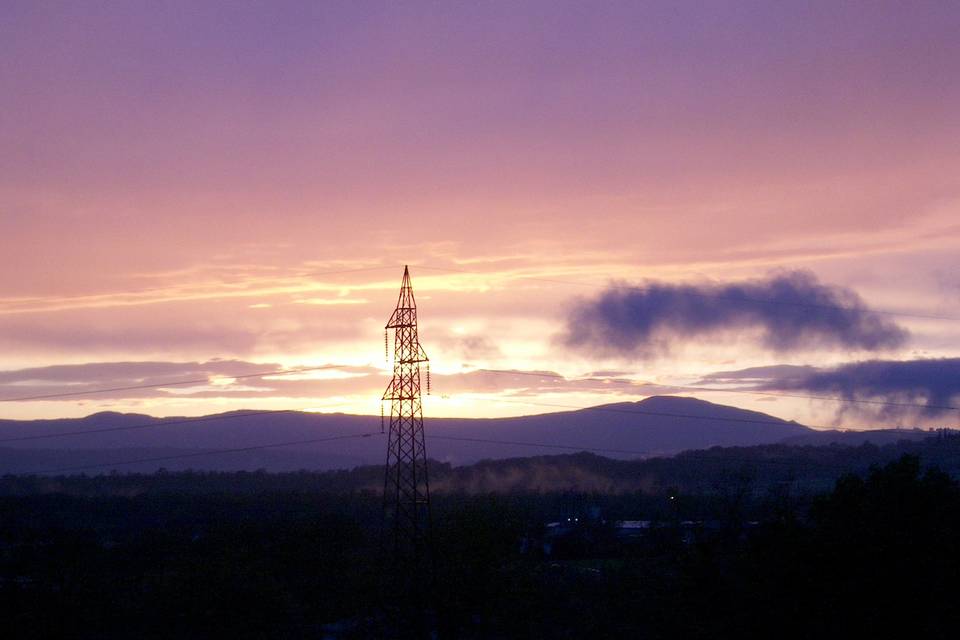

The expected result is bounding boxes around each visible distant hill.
[781,428,937,447]
[6,434,960,497]
[0,396,817,474]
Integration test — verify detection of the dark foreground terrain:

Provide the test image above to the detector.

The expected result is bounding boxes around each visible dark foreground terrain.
[2,437,960,638]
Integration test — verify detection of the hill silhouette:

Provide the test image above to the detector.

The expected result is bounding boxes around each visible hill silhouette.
[0,396,814,473]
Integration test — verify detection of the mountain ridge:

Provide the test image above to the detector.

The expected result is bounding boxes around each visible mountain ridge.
[0,395,814,473]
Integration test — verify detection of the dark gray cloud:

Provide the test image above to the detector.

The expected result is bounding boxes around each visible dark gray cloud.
[773,358,960,418]
[562,270,908,357]
[699,364,819,386]
[701,358,960,419]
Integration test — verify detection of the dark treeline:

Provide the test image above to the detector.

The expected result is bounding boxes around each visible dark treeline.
[2,439,960,637]
[4,431,960,497]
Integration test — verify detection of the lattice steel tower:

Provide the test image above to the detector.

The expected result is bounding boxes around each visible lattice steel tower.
[382,265,432,571]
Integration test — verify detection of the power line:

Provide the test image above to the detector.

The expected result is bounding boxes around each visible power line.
[0,354,946,449]
[0,364,354,403]
[436,390,937,434]
[427,434,651,457]
[7,396,949,476]
[23,431,381,476]
[0,381,932,447]
[0,408,301,444]
[0,392,808,446]
[0,393,846,473]
[13,424,819,476]
[414,264,960,322]
[426,433,879,468]
[23,427,900,477]
[0,374,939,448]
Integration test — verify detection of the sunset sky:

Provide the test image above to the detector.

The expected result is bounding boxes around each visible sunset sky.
[2,2,959,428]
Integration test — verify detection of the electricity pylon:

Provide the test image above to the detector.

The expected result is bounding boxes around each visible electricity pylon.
[382,265,432,577]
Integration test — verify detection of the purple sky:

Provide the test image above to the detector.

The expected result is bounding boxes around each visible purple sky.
[2,2,959,427]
